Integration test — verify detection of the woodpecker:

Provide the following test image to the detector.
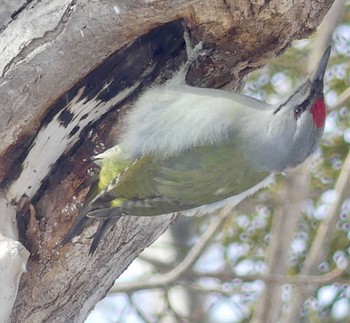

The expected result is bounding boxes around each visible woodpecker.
[62,41,331,254]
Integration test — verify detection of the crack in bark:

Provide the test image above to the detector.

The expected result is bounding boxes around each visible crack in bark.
[2,0,77,77]
[0,0,35,33]
[8,0,35,22]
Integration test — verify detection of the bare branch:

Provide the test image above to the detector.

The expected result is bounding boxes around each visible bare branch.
[331,86,350,110]
[193,267,347,285]
[109,211,232,294]
[284,143,350,323]
[255,3,346,321]
[252,164,310,323]
[129,295,154,323]
[186,267,346,294]
[307,0,346,72]
[110,265,347,294]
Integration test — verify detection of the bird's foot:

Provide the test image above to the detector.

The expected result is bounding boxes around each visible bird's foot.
[166,29,209,87]
[183,29,204,66]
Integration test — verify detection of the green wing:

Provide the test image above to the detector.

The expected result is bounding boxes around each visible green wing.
[93,143,269,216]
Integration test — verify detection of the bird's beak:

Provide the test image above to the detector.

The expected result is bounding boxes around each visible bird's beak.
[311,45,331,83]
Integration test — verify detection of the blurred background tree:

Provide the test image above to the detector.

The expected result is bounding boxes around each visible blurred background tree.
[85,1,350,322]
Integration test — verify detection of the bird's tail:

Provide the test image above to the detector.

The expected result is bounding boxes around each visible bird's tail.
[61,145,130,253]
[60,182,123,254]
[89,218,118,255]
[60,182,98,248]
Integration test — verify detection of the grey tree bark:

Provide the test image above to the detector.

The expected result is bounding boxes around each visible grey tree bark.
[0,0,334,322]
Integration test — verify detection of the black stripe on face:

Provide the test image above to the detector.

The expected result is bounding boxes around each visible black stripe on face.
[273,93,312,116]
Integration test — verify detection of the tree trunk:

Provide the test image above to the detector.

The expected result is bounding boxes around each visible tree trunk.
[0,0,334,321]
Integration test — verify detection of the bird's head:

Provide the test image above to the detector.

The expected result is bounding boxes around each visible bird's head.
[267,46,331,170]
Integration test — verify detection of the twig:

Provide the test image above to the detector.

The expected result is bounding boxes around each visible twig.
[137,254,173,273]
[164,288,190,322]
[307,0,346,73]
[109,261,346,295]
[255,2,347,321]
[251,165,310,323]
[185,268,346,295]
[128,294,154,323]
[109,211,231,294]
[190,267,347,286]
[330,86,350,111]
[284,147,350,323]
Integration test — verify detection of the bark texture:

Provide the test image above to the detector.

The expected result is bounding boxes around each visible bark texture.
[0,0,334,321]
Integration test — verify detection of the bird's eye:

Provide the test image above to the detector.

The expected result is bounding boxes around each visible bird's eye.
[294,107,303,120]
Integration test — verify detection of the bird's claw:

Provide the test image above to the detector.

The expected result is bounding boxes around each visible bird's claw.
[183,29,206,65]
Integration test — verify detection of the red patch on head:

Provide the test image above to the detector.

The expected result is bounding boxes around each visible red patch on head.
[310,97,326,128]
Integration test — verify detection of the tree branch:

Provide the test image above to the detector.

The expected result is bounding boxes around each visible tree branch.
[252,164,310,323]
[284,142,350,323]
[254,3,344,321]
[110,264,347,294]
[110,211,232,294]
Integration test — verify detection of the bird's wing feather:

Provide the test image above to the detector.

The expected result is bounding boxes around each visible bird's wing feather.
[92,142,269,216]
